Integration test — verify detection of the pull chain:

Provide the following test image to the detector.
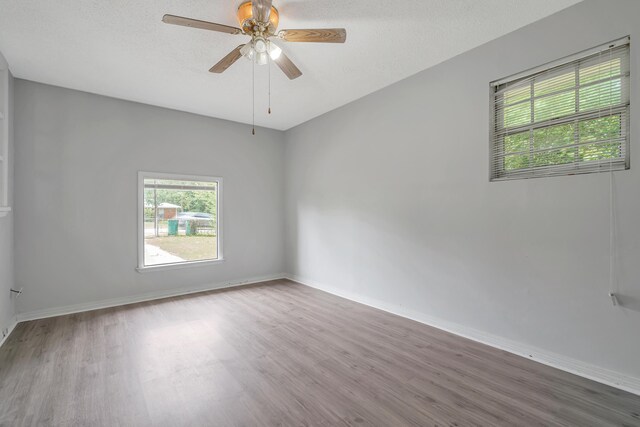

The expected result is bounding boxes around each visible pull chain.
[252,58,255,135]
[268,55,272,114]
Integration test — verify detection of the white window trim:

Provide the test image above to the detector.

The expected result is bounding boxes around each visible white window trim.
[136,171,224,272]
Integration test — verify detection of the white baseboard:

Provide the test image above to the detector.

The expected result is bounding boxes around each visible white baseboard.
[0,315,18,349]
[17,273,286,322]
[285,273,640,397]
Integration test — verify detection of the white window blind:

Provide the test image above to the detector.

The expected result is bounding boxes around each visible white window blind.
[490,37,630,181]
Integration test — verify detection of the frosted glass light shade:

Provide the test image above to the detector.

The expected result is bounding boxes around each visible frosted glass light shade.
[256,51,268,66]
[254,38,267,53]
[240,43,254,60]
[268,42,282,60]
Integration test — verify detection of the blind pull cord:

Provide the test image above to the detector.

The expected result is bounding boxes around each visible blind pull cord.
[607,46,619,307]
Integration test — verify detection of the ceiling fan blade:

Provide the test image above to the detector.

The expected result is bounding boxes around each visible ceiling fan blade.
[274,51,302,80]
[209,45,246,73]
[162,14,242,35]
[278,28,346,43]
[252,0,273,23]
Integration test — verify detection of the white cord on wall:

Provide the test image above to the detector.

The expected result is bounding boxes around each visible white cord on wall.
[608,167,618,307]
[607,46,619,307]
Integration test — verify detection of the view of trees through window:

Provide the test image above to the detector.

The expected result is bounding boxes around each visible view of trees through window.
[143,178,219,267]
[493,44,630,180]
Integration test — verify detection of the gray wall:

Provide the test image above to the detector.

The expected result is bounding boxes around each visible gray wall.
[284,0,640,380]
[14,81,285,315]
[0,57,15,337]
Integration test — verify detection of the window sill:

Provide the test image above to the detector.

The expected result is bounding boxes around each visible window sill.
[0,206,11,218]
[136,258,224,273]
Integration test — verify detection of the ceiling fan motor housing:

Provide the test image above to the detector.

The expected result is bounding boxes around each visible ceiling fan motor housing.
[237,1,279,35]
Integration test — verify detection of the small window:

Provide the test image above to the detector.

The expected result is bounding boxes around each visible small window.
[490,37,630,181]
[138,172,222,270]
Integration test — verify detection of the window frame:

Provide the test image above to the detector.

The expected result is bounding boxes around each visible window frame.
[137,171,224,272]
[489,37,631,182]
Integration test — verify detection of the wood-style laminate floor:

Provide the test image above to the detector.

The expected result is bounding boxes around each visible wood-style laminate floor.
[1,280,639,427]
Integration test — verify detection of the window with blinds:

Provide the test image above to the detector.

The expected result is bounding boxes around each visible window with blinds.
[490,37,630,181]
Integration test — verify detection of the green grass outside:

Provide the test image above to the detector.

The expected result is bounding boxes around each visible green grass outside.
[145,235,218,261]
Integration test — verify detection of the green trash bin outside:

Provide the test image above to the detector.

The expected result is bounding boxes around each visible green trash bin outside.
[185,220,196,236]
[168,219,178,236]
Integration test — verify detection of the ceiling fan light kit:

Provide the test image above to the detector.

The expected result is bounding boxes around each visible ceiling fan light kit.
[240,37,282,65]
[162,0,346,133]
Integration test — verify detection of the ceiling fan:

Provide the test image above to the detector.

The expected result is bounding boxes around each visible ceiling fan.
[162,0,347,80]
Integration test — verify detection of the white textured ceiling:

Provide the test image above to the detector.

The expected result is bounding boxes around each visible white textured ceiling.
[0,0,582,130]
